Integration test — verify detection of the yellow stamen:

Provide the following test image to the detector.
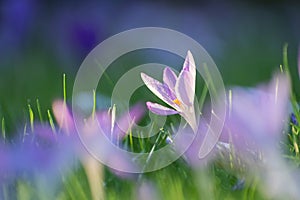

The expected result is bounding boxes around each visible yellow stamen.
[173,98,181,106]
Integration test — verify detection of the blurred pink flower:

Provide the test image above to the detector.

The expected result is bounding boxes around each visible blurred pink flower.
[141,51,197,132]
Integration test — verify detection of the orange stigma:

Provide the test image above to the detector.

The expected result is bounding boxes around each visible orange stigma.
[173,98,181,106]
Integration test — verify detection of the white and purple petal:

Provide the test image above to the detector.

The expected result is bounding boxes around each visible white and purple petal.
[146,102,178,115]
[163,67,177,92]
[175,70,195,106]
[141,73,178,109]
[175,51,196,106]
[183,51,196,76]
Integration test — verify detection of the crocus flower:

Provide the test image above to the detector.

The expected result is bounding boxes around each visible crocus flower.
[216,73,300,198]
[141,51,197,132]
[220,73,290,152]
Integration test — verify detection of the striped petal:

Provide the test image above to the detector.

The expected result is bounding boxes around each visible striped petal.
[146,102,178,116]
[175,51,196,106]
[163,67,177,92]
[175,70,195,106]
[141,73,177,108]
[183,51,196,76]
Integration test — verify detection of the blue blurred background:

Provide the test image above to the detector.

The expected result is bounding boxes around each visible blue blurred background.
[0,0,299,132]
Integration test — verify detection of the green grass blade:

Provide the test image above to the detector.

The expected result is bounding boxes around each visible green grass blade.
[2,117,5,141]
[47,109,56,134]
[92,89,96,120]
[283,43,290,74]
[63,73,67,103]
[36,99,43,122]
[28,104,34,132]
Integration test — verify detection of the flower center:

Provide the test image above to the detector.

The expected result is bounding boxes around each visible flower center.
[173,98,182,106]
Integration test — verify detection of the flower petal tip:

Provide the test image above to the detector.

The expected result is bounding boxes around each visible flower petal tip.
[184,50,196,71]
[140,72,147,80]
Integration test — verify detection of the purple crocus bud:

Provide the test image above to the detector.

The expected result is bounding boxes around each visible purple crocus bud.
[141,51,197,132]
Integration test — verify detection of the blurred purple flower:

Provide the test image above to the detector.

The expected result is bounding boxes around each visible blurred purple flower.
[0,124,77,194]
[52,99,144,199]
[141,51,197,132]
[172,119,219,169]
[20,124,76,171]
[52,99,144,172]
[205,72,300,198]
[220,73,290,156]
